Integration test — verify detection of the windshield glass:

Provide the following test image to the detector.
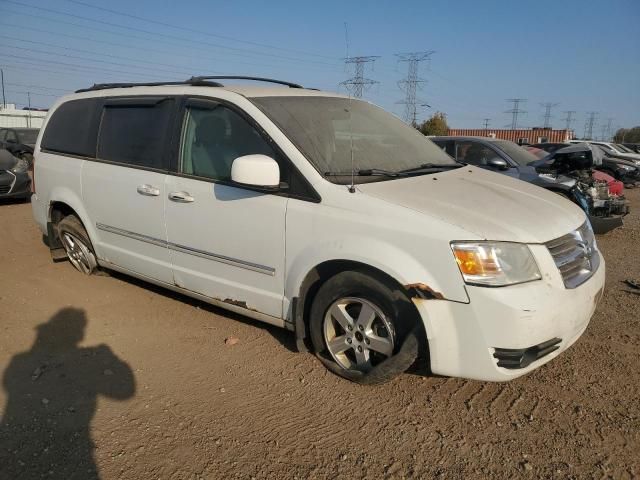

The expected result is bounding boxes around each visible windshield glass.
[615,143,632,153]
[17,129,39,144]
[251,96,456,181]
[492,140,539,166]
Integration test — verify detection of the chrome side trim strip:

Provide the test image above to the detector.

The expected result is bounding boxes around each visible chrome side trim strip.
[96,223,167,248]
[168,242,275,276]
[95,223,276,276]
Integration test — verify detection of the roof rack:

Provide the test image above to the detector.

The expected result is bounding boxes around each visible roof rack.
[188,76,304,89]
[75,79,223,93]
[75,76,303,93]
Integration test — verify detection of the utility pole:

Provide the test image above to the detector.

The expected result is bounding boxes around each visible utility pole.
[340,56,380,98]
[26,92,32,128]
[396,51,435,125]
[1,69,5,109]
[505,98,527,129]
[482,118,491,130]
[540,102,559,129]
[562,110,576,130]
[583,112,598,140]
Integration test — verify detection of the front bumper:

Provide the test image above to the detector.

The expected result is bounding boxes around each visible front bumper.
[0,170,31,199]
[414,246,605,382]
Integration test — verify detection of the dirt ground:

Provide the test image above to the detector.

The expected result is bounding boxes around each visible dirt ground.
[1,190,639,480]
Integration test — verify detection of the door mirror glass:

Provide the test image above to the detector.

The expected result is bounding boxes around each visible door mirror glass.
[231,154,280,188]
[487,157,509,170]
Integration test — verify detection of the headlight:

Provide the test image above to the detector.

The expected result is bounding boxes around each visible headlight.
[451,242,541,287]
[10,158,29,174]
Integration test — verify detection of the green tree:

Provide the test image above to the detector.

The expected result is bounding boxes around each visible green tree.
[418,112,449,136]
[613,127,640,143]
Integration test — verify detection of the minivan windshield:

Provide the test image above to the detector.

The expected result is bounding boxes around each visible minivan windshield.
[251,96,457,182]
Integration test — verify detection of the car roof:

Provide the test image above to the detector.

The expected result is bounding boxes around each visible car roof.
[430,136,505,142]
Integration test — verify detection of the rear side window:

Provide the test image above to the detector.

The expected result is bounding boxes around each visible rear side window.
[41,98,100,157]
[97,98,174,170]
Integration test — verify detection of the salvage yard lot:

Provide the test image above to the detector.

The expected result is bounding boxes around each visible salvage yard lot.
[1,192,639,479]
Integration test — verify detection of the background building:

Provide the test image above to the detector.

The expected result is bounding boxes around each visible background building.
[447,128,573,144]
[0,104,47,129]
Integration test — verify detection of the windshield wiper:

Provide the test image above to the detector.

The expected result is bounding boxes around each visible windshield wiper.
[324,168,404,177]
[396,163,463,174]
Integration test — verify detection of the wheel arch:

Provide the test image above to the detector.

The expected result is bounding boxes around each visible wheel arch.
[292,259,428,354]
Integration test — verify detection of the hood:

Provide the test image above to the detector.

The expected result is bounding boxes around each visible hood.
[0,149,18,170]
[358,166,585,243]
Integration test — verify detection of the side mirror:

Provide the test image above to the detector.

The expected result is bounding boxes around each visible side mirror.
[487,157,509,170]
[231,154,280,189]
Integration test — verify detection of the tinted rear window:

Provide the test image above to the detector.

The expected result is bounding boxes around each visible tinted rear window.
[97,99,173,169]
[41,99,100,157]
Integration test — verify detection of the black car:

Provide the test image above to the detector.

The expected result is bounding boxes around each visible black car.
[0,148,31,200]
[0,127,40,165]
[622,143,640,154]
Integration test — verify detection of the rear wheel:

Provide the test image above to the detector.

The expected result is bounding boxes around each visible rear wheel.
[309,271,420,384]
[57,215,97,275]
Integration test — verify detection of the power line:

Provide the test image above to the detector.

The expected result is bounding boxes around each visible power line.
[583,112,598,140]
[62,0,337,60]
[540,102,559,129]
[505,98,527,129]
[2,1,341,68]
[562,110,576,130]
[340,56,379,98]
[396,51,434,125]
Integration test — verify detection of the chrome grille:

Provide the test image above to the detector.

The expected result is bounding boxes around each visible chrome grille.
[546,222,599,289]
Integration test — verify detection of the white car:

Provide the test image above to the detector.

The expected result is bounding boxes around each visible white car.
[569,140,640,163]
[31,76,605,384]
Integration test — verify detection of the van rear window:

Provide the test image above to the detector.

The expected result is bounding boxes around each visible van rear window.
[97,99,173,170]
[41,99,100,157]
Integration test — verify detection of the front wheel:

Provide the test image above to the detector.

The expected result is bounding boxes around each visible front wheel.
[309,271,420,384]
[57,215,98,275]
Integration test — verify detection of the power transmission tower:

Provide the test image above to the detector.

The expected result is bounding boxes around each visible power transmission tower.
[562,110,576,130]
[505,98,527,129]
[601,118,614,141]
[396,51,435,125]
[340,56,380,98]
[540,102,559,129]
[583,112,598,140]
[483,118,491,130]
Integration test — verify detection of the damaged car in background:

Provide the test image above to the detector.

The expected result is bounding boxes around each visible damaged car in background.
[0,127,40,167]
[431,136,628,234]
[0,148,32,200]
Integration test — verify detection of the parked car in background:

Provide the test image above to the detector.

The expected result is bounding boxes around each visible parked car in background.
[431,136,627,233]
[570,140,640,162]
[31,76,604,384]
[0,148,32,200]
[622,143,640,154]
[0,127,40,166]
[535,142,640,187]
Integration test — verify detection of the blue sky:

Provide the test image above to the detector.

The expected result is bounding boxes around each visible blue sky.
[0,0,638,135]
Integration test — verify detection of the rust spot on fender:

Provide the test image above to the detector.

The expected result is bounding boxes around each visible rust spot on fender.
[404,283,445,300]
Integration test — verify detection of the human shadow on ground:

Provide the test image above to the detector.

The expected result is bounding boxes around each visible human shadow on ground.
[0,308,135,480]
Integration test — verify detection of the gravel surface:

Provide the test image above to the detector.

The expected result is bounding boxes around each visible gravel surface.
[0,191,638,479]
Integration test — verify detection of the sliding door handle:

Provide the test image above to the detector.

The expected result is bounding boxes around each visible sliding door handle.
[137,184,160,196]
[169,191,194,203]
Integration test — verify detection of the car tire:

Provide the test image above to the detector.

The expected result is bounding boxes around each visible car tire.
[309,270,420,385]
[57,215,98,275]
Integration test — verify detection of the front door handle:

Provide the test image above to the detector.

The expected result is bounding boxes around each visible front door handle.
[137,184,160,196]
[168,191,195,203]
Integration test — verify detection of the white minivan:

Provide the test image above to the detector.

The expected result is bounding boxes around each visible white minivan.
[31,76,605,384]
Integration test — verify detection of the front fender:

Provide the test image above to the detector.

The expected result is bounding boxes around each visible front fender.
[285,235,470,306]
